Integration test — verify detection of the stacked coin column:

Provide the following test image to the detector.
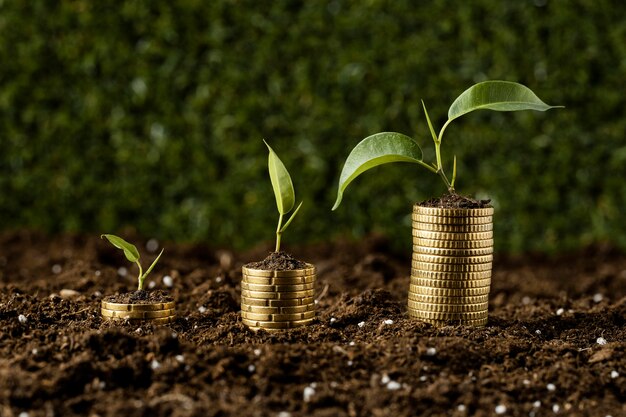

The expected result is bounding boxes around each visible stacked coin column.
[241,264,316,331]
[101,301,176,325]
[409,206,494,326]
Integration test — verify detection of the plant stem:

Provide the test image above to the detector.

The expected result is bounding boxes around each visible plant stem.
[434,140,453,192]
[434,119,455,193]
[275,213,284,252]
[136,261,144,291]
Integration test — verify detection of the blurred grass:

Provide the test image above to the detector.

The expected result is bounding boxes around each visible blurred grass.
[0,0,624,253]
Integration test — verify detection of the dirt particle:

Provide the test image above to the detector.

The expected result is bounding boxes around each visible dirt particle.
[547,383,556,391]
[495,404,507,414]
[162,275,173,287]
[597,337,608,345]
[418,192,492,209]
[246,251,308,270]
[18,314,27,324]
[303,386,315,402]
[610,370,619,379]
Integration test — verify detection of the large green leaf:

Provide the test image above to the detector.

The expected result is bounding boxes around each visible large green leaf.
[264,140,295,215]
[332,132,425,210]
[101,234,140,263]
[447,80,562,122]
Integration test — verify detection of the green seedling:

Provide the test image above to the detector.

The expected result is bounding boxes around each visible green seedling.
[264,140,303,252]
[101,234,164,291]
[332,80,563,209]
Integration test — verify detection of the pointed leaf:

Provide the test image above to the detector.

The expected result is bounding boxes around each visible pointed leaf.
[264,140,295,215]
[332,132,424,210]
[142,248,164,280]
[279,201,303,233]
[101,234,140,263]
[421,100,439,143]
[447,80,563,122]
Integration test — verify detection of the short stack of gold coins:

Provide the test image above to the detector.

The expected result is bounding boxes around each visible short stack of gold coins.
[410,205,494,327]
[241,264,316,331]
[101,300,176,325]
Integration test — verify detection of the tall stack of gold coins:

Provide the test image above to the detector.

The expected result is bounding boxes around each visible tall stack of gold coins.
[410,206,494,326]
[241,264,316,331]
[101,300,176,325]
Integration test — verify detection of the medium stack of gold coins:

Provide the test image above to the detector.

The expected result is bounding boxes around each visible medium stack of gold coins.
[101,300,176,325]
[410,206,494,327]
[241,264,316,331]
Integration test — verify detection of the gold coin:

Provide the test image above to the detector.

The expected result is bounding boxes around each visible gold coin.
[409,285,491,296]
[411,269,491,280]
[102,315,176,324]
[241,303,316,315]
[412,222,493,232]
[407,301,488,313]
[277,289,315,299]
[411,261,492,272]
[241,290,278,299]
[241,311,315,322]
[240,296,270,306]
[409,278,491,289]
[242,275,316,285]
[101,308,175,319]
[269,297,315,307]
[411,214,493,225]
[406,309,488,320]
[412,246,493,257]
[242,317,315,330]
[240,304,280,314]
[412,253,493,264]
[412,206,494,217]
[241,282,315,292]
[408,315,488,327]
[101,301,176,311]
[408,293,489,304]
[280,304,316,314]
[242,265,315,278]
[412,237,494,249]
[412,230,494,241]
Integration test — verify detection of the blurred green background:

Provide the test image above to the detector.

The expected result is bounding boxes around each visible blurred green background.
[0,1,624,253]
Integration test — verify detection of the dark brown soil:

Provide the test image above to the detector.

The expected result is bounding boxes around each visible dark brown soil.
[419,192,492,209]
[105,290,174,304]
[0,231,624,417]
[246,251,309,270]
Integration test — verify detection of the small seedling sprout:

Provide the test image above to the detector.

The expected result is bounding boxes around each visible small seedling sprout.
[264,140,303,252]
[332,81,563,209]
[101,234,164,291]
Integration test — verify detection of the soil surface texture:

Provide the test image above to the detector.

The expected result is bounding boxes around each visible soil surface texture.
[246,251,309,271]
[0,231,624,417]
[419,193,492,209]
[105,290,174,304]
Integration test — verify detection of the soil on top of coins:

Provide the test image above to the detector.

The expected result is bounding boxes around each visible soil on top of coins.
[0,230,624,417]
[246,251,309,270]
[419,192,492,209]
[105,290,174,304]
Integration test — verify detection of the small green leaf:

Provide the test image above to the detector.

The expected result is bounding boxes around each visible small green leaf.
[421,100,439,144]
[264,140,295,215]
[447,80,563,122]
[101,234,140,263]
[332,132,426,210]
[142,248,164,280]
[279,201,303,233]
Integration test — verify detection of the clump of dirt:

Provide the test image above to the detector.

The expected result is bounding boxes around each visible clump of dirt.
[245,251,309,270]
[104,290,174,304]
[0,231,624,417]
[419,192,492,208]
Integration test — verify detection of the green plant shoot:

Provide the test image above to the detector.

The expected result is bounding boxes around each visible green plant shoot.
[101,234,164,291]
[332,81,563,209]
[264,140,303,252]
